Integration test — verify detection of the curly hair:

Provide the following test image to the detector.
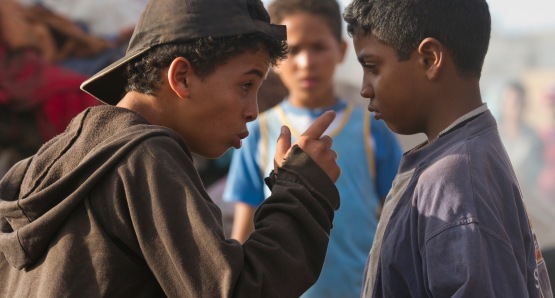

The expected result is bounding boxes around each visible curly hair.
[125,0,288,95]
[125,34,288,95]
[344,0,491,78]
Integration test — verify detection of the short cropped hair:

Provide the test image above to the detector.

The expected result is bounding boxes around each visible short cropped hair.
[125,1,288,95]
[344,0,491,78]
[268,0,343,42]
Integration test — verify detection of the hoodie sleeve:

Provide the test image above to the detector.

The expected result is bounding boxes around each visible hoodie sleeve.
[111,136,339,298]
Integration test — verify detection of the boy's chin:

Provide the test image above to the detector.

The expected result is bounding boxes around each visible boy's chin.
[202,147,232,160]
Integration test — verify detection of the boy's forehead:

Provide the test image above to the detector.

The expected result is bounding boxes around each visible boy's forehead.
[352,33,397,61]
[352,31,377,48]
[218,48,272,76]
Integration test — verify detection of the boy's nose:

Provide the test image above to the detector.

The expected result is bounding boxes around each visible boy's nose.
[295,51,313,69]
[245,95,259,122]
[360,85,374,99]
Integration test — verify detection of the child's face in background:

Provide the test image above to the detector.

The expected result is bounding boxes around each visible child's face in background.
[274,12,346,109]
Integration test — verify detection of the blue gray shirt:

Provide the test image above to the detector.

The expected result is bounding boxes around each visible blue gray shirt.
[363,106,553,297]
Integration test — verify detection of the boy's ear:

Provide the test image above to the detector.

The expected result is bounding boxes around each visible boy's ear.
[417,37,444,80]
[167,57,192,98]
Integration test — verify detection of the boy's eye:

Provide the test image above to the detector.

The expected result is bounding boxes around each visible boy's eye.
[363,63,378,73]
[312,43,328,52]
[241,81,254,91]
[289,46,300,55]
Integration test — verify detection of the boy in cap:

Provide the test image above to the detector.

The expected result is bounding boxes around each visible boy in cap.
[223,0,402,297]
[0,0,341,297]
[343,0,553,297]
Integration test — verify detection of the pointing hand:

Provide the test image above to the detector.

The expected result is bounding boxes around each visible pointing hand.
[274,110,341,182]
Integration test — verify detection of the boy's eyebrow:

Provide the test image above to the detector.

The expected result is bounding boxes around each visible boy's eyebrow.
[244,69,267,78]
[357,53,377,63]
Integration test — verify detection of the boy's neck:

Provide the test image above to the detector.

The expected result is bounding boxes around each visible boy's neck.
[118,91,169,127]
[425,80,483,141]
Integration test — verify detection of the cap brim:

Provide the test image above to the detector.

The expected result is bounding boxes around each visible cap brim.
[80,47,152,105]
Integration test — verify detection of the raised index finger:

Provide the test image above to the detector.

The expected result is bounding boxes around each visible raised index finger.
[301,110,336,139]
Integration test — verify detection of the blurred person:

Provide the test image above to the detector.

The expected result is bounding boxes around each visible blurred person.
[498,81,555,290]
[0,0,343,296]
[344,0,553,296]
[498,81,544,196]
[18,0,147,41]
[540,84,555,202]
[4,0,111,65]
[0,1,99,178]
[538,83,555,289]
[223,0,403,297]
[16,0,137,76]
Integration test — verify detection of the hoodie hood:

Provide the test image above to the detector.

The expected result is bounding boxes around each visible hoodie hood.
[0,105,189,269]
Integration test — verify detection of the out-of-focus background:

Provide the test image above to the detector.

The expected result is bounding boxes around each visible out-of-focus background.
[332,0,555,150]
[1,0,554,270]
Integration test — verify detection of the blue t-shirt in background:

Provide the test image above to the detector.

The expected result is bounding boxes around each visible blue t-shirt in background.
[224,99,402,298]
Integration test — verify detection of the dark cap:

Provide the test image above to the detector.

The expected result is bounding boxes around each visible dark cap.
[80,0,286,105]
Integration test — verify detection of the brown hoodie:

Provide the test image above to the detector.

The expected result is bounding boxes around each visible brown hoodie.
[0,105,339,297]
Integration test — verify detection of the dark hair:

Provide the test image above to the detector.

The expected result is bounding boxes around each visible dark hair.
[344,0,491,78]
[125,1,288,95]
[268,0,343,41]
[125,34,288,94]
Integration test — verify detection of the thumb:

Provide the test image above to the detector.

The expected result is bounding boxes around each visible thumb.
[274,125,291,169]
